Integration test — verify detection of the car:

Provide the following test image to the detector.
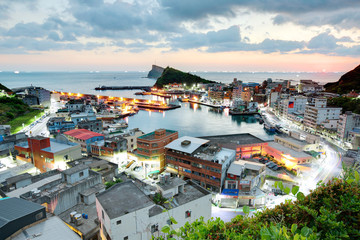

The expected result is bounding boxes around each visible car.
[0,163,5,168]
[266,161,276,166]
[270,165,281,171]
[266,162,277,168]
[259,158,269,164]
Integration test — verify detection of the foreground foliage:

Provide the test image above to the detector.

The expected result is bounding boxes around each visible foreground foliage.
[155,169,360,239]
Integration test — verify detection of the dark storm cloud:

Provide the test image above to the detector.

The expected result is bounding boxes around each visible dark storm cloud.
[0,0,359,56]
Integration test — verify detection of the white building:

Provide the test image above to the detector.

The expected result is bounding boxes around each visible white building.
[303,98,342,129]
[337,112,360,141]
[278,96,308,118]
[96,180,211,240]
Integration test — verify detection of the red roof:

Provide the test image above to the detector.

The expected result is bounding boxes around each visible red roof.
[64,129,104,141]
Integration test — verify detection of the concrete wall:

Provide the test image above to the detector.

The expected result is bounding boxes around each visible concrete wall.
[52,172,101,215]
[104,192,212,240]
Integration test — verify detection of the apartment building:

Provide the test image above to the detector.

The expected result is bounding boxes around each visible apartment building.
[137,129,178,172]
[232,78,243,99]
[165,136,236,192]
[303,98,342,129]
[337,111,360,141]
[278,96,308,118]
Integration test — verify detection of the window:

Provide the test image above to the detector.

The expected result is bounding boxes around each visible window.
[35,212,44,221]
[102,210,104,219]
[185,210,191,218]
[116,220,122,225]
[124,237,128,240]
[63,155,69,160]
[151,224,159,233]
[79,171,84,177]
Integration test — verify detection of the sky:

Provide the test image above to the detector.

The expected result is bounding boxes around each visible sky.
[0,0,359,72]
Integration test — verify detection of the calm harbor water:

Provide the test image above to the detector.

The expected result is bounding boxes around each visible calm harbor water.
[0,71,343,140]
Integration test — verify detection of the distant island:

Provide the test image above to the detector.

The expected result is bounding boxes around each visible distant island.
[147,65,164,79]
[154,67,217,88]
[325,64,360,94]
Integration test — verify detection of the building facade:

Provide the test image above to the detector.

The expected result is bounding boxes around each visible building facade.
[137,129,178,173]
[96,180,211,240]
[304,98,342,129]
[165,136,236,192]
[337,111,360,141]
[64,129,105,153]
[15,136,82,172]
[47,117,76,134]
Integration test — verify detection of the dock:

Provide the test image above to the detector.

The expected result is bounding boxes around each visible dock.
[229,110,259,116]
[95,86,151,91]
[188,100,222,108]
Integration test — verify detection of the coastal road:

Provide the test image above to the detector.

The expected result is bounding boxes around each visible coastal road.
[25,113,52,137]
[211,206,244,222]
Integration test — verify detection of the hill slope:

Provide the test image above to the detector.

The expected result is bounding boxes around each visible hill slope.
[325,64,360,94]
[154,67,216,88]
[147,65,165,79]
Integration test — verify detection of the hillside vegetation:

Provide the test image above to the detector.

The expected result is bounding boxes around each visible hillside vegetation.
[155,167,360,239]
[325,64,360,94]
[154,67,217,88]
[328,97,360,114]
[0,96,43,133]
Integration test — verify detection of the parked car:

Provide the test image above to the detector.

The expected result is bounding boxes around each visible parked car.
[266,162,276,167]
[271,166,282,171]
[259,158,269,164]
[0,163,5,168]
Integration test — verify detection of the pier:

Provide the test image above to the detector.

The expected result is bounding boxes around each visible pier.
[95,86,152,91]
[53,91,180,111]
[188,99,222,108]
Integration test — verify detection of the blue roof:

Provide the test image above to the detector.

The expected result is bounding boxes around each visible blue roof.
[221,189,239,196]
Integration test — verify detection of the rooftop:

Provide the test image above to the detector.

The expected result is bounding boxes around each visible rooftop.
[63,164,89,175]
[267,142,313,159]
[64,129,104,141]
[6,173,32,185]
[10,216,81,240]
[96,181,154,219]
[275,135,308,147]
[58,203,98,238]
[6,174,62,198]
[227,160,265,176]
[157,177,186,191]
[165,136,209,154]
[138,129,177,141]
[200,133,265,148]
[42,138,79,153]
[0,197,45,228]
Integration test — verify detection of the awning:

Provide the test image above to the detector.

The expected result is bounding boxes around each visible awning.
[221,189,239,196]
[148,170,160,175]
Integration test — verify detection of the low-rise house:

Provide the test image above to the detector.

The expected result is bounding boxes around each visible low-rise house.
[67,157,119,183]
[91,136,127,160]
[96,179,211,240]
[121,128,144,152]
[15,136,82,173]
[77,119,103,133]
[64,129,105,153]
[47,117,76,134]
[17,165,104,215]
[0,197,47,239]
[0,131,27,156]
[221,160,266,207]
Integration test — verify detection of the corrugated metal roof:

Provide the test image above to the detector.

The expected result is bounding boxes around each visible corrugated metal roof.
[0,197,45,227]
[64,129,104,141]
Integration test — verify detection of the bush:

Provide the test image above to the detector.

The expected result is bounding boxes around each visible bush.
[154,169,360,239]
